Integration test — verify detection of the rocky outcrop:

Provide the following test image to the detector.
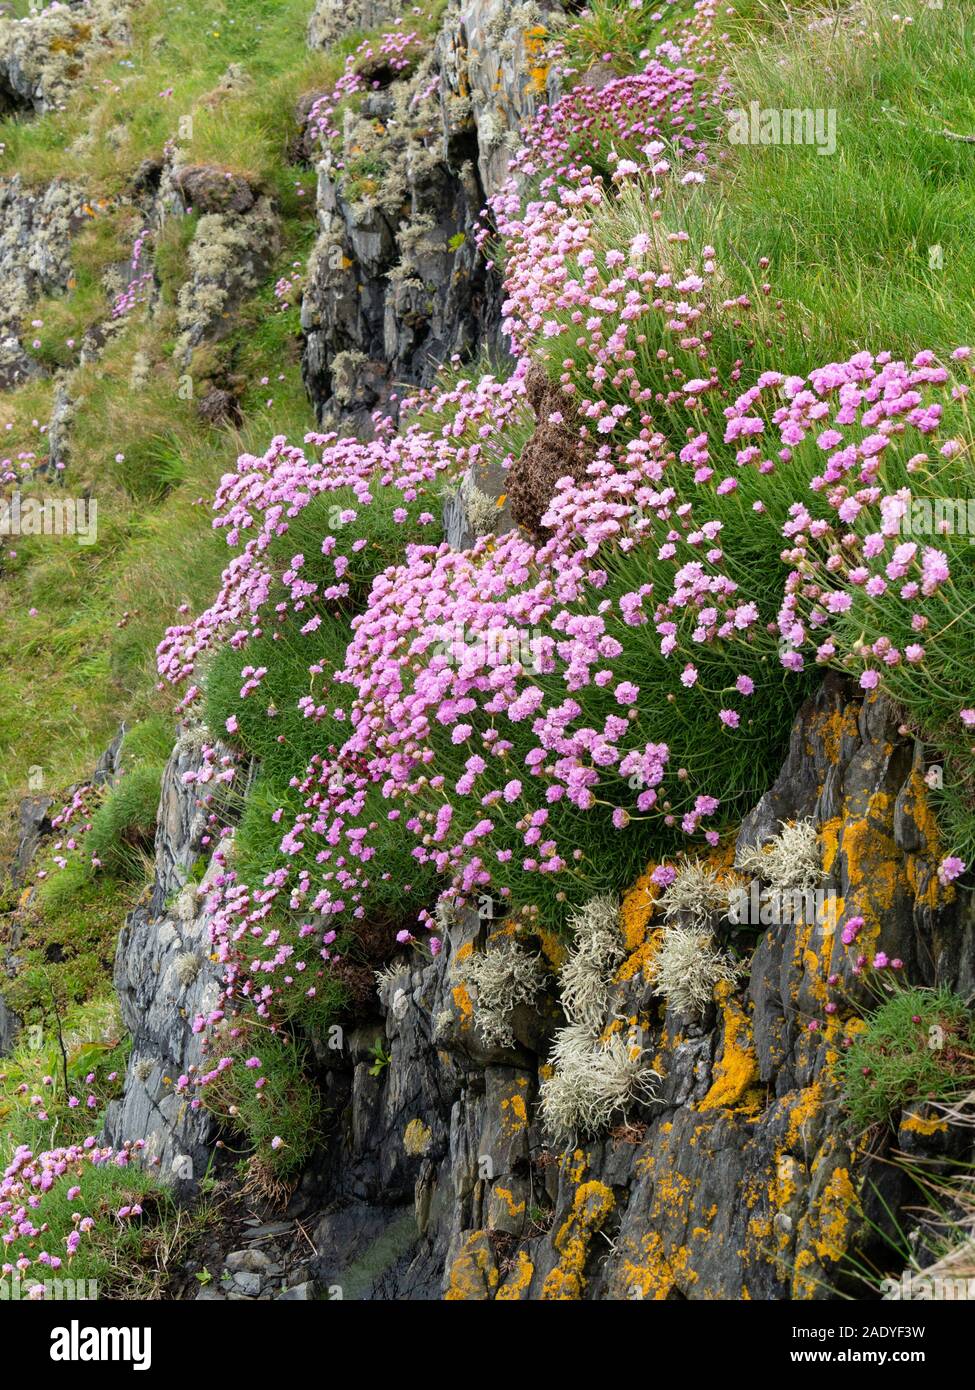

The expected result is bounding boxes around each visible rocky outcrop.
[0,176,86,388]
[0,0,132,116]
[103,733,231,1186]
[307,0,401,51]
[299,0,560,430]
[140,675,971,1301]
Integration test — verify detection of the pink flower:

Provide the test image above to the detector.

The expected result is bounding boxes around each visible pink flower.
[938,856,966,885]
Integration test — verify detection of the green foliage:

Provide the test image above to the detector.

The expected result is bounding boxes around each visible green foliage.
[206,1025,321,1178]
[558,0,696,75]
[85,764,164,877]
[840,986,975,1130]
[9,870,131,1018]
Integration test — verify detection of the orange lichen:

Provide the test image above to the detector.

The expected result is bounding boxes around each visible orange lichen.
[900,1108,949,1137]
[699,984,761,1113]
[616,928,663,984]
[619,862,662,950]
[492,1185,526,1220]
[786,1083,823,1149]
[541,1181,615,1300]
[616,1231,695,1300]
[444,1231,499,1300]
[496,1250,534,1300]
[451,982,474,1024]
[500,1091,528,1134]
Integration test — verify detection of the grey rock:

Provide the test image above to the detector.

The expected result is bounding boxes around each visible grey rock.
[225,1249,272,1274]
[231,1272,262,1297]
[103,733,240,1184]
[276,1280,323,1301]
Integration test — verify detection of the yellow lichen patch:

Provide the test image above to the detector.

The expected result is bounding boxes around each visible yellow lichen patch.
[616,928,663,985]
[403,1118,433,1156]
[444,1231,499,1301]
[616,1231,695,1300]
[534,925,567,970]
[791,1159,862,1298]
[814,1166,860,1264]
[619,861,663,950]
[901,770,951,910]
[818,704,860,769]
[699,984,761,1113]
[500,1090,528,1135]
[522,25,549,93]
[492,1185,527,1221]
[564,1149,588,1185]
[495,1249,534,1300]
[900,1108,949,1136]
[541,1181,615,1300]
[451,981,474,1024]
[785,1083,823,1150]
[455,941,475,963]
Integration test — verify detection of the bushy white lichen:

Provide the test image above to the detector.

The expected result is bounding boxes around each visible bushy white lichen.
[461,476,501,537]
[649,927,742,1018]
[658,858,739,929]
[736,819,823,891]
[540,1023,658,1142]
[559,894,625,1029]
[174,951,201,989]
[463,937,546,1049]
[374,959,411,1006]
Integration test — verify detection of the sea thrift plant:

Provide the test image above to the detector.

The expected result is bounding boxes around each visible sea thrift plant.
[151,0,973,1164]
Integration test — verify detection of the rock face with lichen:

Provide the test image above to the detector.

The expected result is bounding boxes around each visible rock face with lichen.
[0,0,132,116]
[299,0,558,430]
[0,176,86,387]
[217,675,962,1301]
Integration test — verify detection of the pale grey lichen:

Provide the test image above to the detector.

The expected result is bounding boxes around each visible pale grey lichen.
[463,938,546,1049]
[0,0,132,115]
[736,819,823,891]
[649,927,742,1018]
[540,1023,659,1142]
[461,476,501,537]
[559,894,625,1030]
[174,201,279,362]
[174,951,202,989]
[374,960,411,1006]
[658,858,741,930]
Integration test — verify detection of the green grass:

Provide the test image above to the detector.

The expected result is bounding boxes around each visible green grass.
[840,986,975,1131]
[706,0,975,367]
[556,0,697,75]
[203,1022,322,1179]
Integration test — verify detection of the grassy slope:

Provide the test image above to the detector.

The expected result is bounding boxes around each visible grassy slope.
[0,0,368,808]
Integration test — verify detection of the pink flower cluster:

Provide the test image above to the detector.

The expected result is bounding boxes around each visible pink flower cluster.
[1,1138,147,1281]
